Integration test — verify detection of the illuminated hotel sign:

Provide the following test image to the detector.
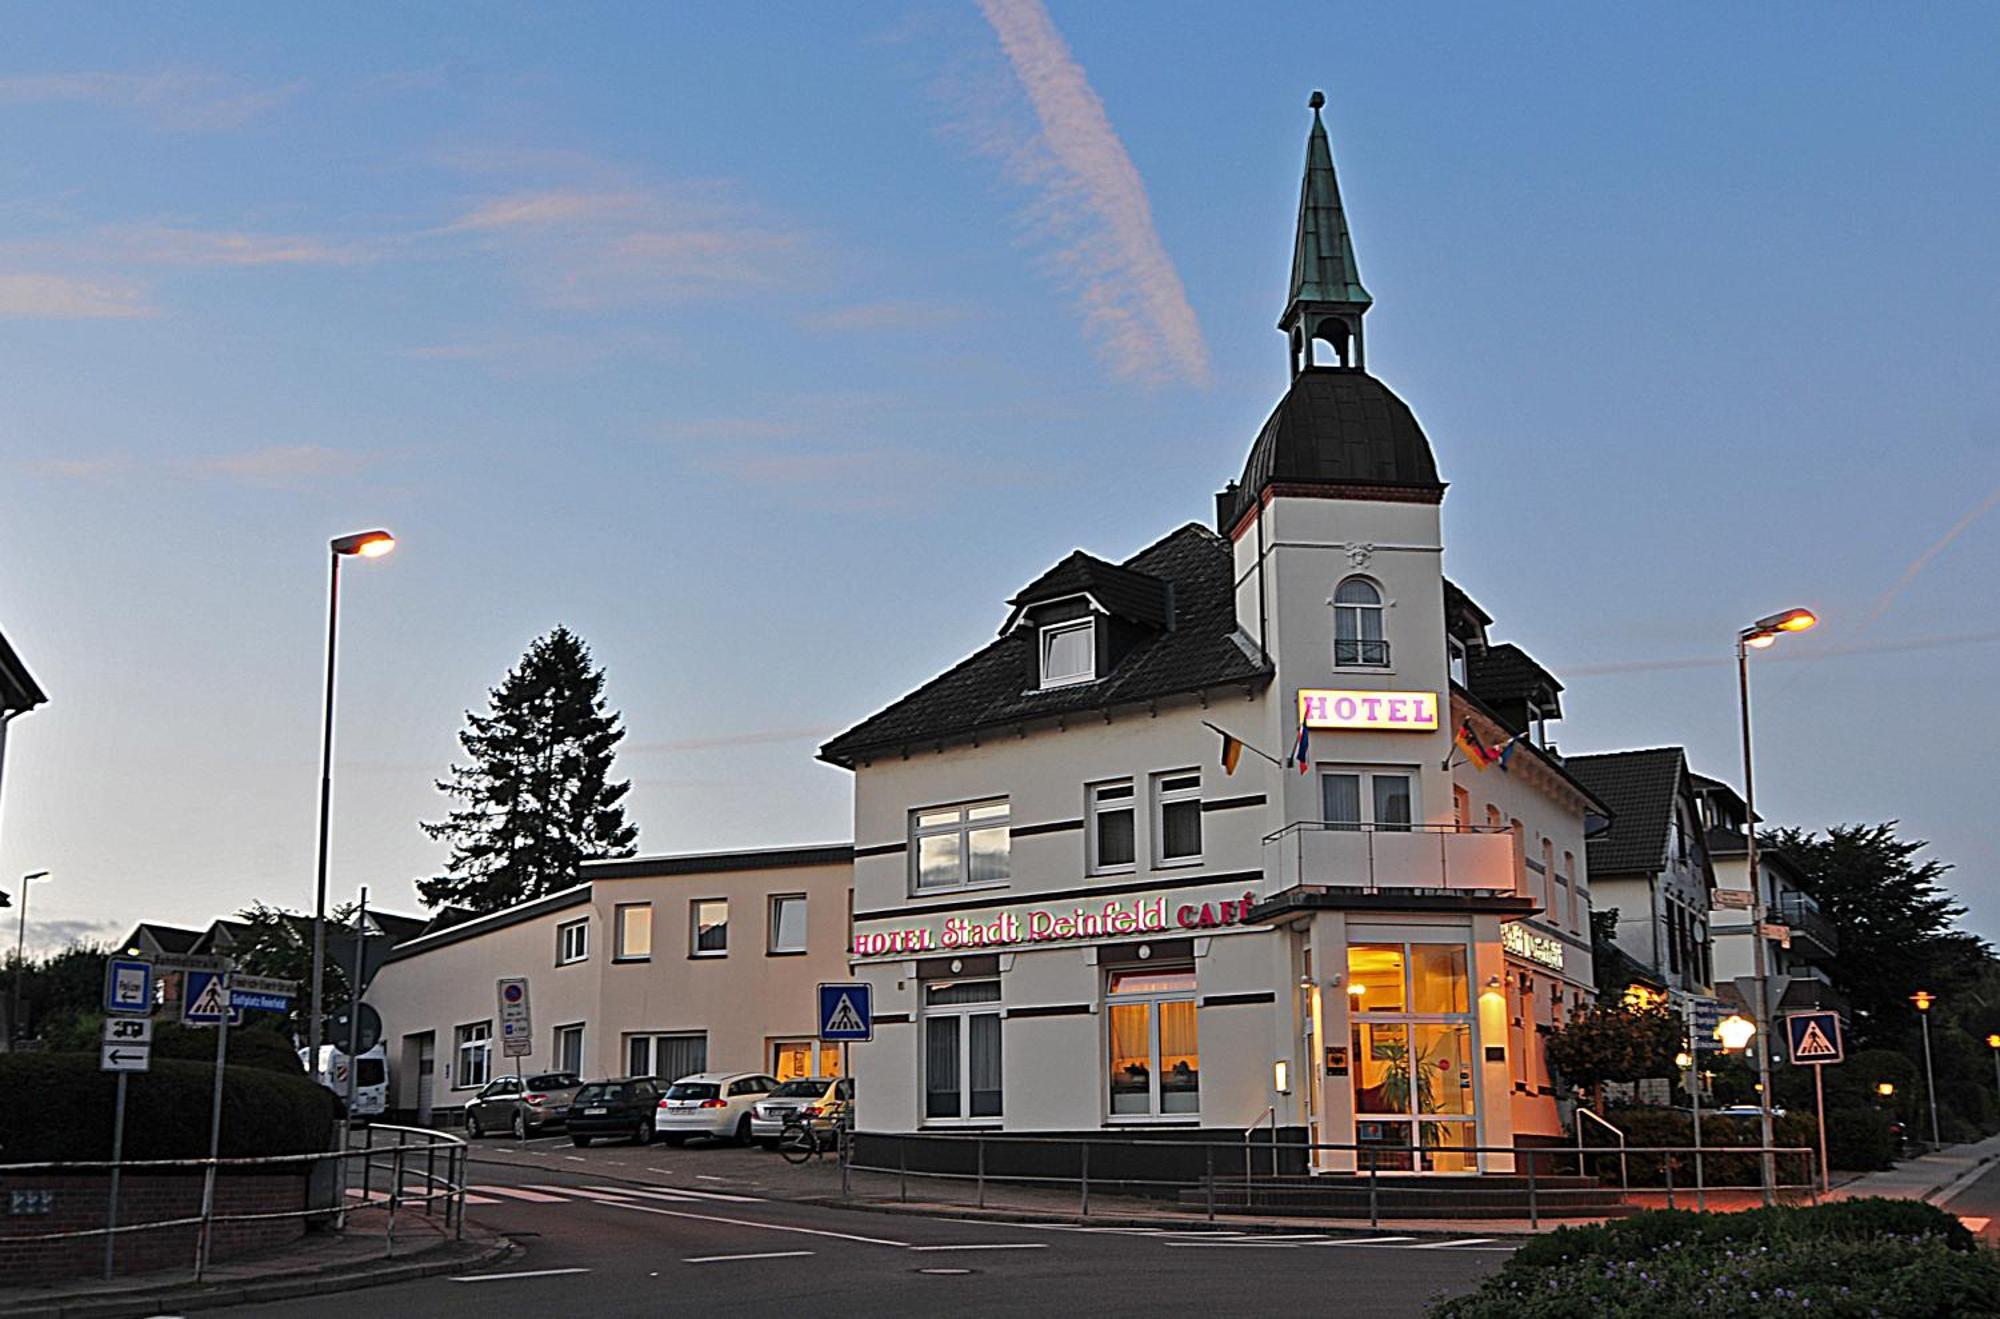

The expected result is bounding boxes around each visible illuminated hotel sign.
[852,884,1263,960]
[1298,688,1439,731]
[1502,921,1565,969]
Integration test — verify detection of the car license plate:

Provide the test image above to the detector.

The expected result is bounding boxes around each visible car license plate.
[584,1107,607,1115]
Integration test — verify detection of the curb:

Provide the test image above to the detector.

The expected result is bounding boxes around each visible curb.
[793,1195,1536,1241]
[0,1235,517,1319]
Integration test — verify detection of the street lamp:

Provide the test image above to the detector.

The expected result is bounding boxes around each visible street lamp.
[1875,1081,1896,1099]
[1910,990,1942,1149]
[1716,1013,1757,1052]
[1987,1034,2000,1105]
[307,531,394,1072]
[1736,605,1817,1203]
[9,870,50,1044]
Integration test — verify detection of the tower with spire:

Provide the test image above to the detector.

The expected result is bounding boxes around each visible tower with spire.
[1282,90,1372,376]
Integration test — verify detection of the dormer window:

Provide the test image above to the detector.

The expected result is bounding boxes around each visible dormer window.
[1448,635,1468,687]
[1040,619,1095,688]
[1333,577,1388,667]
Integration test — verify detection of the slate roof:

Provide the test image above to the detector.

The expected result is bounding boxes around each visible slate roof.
[1466,643,1563,711]
[120,923,203,956]
[0,626,46,716]
[1218,369,1442,533]
[1566,748,1686,877]
[1003,551,1171,632]
[821,524,1271,767]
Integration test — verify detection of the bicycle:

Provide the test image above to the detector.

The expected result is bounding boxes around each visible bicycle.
[777,1100,848,1165]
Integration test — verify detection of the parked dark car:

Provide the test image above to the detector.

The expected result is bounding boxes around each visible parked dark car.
[465,1072,584,1138]
[566,1077,664,1147]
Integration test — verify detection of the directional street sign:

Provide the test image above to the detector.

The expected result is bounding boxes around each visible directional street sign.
[156,954,229,973]
[103,959,154,1016]
[182,971,242,1026]
[1688,996,1726,1053]
[1786,1010,1845,1065]
[497,978,533,1058]
[817,982,873,1043]
[103,1017,153,1045]
[229,976,296,1013]
[99,1043,149,1073]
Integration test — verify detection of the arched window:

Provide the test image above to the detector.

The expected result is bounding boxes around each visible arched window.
[1333,577,1387,666]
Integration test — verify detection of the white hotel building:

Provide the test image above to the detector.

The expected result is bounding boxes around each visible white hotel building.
[819,100,1606,1172]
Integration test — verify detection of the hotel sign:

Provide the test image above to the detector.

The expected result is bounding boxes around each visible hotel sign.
[1298,689,1439,731]
[852,882,1265,961]
[1502,921,1565,969]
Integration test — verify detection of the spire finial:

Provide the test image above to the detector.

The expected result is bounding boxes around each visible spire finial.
[1308,90,1324,112]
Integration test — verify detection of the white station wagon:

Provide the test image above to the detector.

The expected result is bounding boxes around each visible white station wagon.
[653,1071,778,1145]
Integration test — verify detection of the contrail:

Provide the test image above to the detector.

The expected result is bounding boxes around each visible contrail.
[1857,479,2000,634]
[976,0,1210,385]
[1558,628,2000,678]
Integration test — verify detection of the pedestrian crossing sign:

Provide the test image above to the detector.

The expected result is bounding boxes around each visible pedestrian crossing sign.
[817,982,873,1043]
[182,970,243,1026]
[1785,1010,1844,1065]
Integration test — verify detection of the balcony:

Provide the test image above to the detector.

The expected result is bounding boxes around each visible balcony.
[1263,822,1518,895]
[1334,638,1391,667]
[1775,893,1839,959]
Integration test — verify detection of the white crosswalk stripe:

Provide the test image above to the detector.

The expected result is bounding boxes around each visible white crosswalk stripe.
[470,1185,568,1203]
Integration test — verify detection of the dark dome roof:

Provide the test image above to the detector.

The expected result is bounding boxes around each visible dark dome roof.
[1218,368,1441,532]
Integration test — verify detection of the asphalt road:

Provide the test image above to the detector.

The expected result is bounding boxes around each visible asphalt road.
[252,1132,1510,1318]
[1943,1157,2000,1247]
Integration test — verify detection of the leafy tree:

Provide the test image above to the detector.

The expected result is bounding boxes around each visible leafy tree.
[420,626,638,913]
[230,901,357,1038]
[2,942,108,1044]
[1544,1002,1682,1113]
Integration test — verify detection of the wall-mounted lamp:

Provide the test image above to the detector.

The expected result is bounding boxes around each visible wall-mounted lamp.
[1273,1060,1291,1094]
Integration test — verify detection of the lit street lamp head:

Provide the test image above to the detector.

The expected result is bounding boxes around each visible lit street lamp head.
[1910,989,1935,1013]
[1741,607,1817,647]
[1716,1013,1757,1051]
[330,530,395,558]
[1876,1082,1895,1097]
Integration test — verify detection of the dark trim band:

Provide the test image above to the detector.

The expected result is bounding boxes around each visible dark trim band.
[1007,1003,1095,1020]
[854,841,907,859]
[1200,794,1266,814]
[1011,818,1085,839]
[854,869,1265,922]
[873,1013,913,1025]
[1198,991,1276,1008]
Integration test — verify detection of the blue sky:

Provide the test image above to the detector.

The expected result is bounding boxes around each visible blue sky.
[2,3,1997,950]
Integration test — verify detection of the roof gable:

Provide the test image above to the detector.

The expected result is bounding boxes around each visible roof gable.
[1002,551,1172,633]
[1566,748,1688,876]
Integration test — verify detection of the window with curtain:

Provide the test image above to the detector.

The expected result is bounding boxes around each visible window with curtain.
[627,1032,707,1081]
[1321,768,1416,830]
[556,918,589,965]
[1088,780,1135,874]
[1040,619,1095,687]
[1333,577,1388,666]
[615,903,652,961]
[555,1023,584,1074]
[1152,770,1202,865]
[922,980,1001,1122]
[455,1021,491,1089]
[911,800,1010,892]
[691,899,728,957]
[1104,967,1198,1118]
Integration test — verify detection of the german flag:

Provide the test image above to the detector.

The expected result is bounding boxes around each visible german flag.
[1219,731,1244,776]
[1454,719,1495,771]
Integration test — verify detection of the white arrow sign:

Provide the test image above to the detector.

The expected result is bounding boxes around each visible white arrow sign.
[100,1044,150,1073]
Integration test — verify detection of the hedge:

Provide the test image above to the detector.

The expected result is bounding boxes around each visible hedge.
[0,1052,338,1165]
[1433,1200,1997,1318]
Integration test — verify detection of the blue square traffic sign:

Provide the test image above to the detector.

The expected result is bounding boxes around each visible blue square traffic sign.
[817,982,873,1043]
[104,959,154,1016]
[1785,1010,1844,1065]
[182,971,243,1026]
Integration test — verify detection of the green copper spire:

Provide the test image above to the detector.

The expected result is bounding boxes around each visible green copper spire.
[1281,91,1371,375]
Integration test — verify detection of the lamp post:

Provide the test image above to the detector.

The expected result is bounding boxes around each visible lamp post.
[1987,1034,1999,1105]
[307,531,394,1072]
[1911,990,1941,1149]
[1736,606,1817,1204]
[9,870,50,1046]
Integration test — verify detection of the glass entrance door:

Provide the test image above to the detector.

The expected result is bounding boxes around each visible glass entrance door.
[1348,941,1478,1172]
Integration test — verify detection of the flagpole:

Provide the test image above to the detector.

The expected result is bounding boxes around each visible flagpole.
[1200,722,1286,770]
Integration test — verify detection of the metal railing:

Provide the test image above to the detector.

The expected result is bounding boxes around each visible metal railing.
[0,1124,468,1283]
[1775,894,1839,958]
[1575,1108,1629,1191]
[1334,638,1392,667]
[839,1130,1820,1231]
[1263,821,1518,894]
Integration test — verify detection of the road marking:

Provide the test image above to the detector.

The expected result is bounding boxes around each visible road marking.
[684,1250,816,1264]
[584,1184,697,1202]
[525,1184,634,1201]
[1164,1241,1298,1248]
[639,1185,763,1204]
[463,1194,502,1205]
[563,1155,587,1163]
[1315,1236,1417,1246]
[470,1185,567,1204]
[907,1243,1050,1252]
[1412,1238,1497,1249]
[593,1197,912,1248]
[450,1267,591,1283]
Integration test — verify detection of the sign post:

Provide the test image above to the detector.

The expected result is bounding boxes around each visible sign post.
[98,1015,151,1279]
[193,962,233,1280]
[1785,1009,1844,1196]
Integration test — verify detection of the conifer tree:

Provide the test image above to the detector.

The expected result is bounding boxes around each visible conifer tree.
[420,626,638,912]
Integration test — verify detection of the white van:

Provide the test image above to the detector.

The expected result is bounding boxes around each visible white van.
[300,1044,389,1118]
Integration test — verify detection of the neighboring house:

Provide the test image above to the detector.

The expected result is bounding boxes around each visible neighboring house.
[819,102,1601,1174]
[364,845,853,1126]
[1567,748,1716,1001]
[1691,774,1843,1035]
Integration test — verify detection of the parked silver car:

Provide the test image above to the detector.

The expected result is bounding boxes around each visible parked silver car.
[465,1072,584,1138]
[750,1077,852,1147]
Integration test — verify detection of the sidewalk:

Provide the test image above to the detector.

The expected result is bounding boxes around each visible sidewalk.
[0,1207,511,1319]
[1828,1132,2000,1205]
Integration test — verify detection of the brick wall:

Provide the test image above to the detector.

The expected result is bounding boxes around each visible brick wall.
[0,1171,311,1282]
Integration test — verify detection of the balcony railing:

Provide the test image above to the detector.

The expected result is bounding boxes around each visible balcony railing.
[1263,821,1517,894]
[1775,894,1839,958]
[1333,638,1391,667]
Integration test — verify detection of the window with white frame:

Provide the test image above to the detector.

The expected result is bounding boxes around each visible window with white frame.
[1039,619,1095,687]
[1320,767,1416,831]
[923,980,1002,1121]
[1088,780,1136,874]
[768,894,807,954]
[1333,577,1388,667]
[911,799,1010,892]
[556,918,589,966]
[1448,634,1469,686]
[626,1031,708,1082]
[454,1021,492,1090]
[691,899,728,957]
[554,1023,584,1074]
[1106,966,1199,1118]
[614,903,652,961]
[1152,770,1202,865]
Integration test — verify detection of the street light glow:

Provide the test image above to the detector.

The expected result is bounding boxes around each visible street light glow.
[330,530,395,558]
[1910,990,1935,1013]
[1876,1082,1896,1097]
[1987,1033,2000,1050]
[1745,633,1777,649]
[1717,1014,1757,1051]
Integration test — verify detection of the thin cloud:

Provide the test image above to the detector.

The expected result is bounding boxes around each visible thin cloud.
[800,299,966,333]
[972,0,1209,385]
[0,273,154,319]
[1558,629,2000,678]
[444,190,645,233]
[196,444,372,488]
[626,725,841,755]
[0,71,300,131]
[32,454,136,480]
[90,223,371,268]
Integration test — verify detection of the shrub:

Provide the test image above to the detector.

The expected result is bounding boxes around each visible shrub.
[0,1052,337,1164]
[1822,1104,1896,1171]
[1588,1106,1823,1186]
[150,1020,306,1075]
[1512,1197,1975,1271]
